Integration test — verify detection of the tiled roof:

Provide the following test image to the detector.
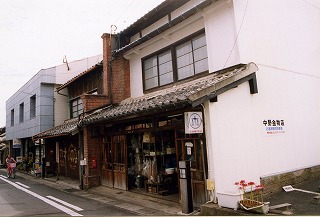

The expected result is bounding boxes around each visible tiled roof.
[33,62,258,140]
[56,62,102,92]
[121,0,190,37]
[81,62,258,125]
[33,118,79,140]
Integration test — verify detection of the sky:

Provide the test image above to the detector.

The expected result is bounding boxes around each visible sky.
[0,0,165,127]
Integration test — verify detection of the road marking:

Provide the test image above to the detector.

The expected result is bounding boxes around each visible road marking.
[15,182,30,188]
[0,176,82,216]
[47,196,83,211]
[0,175,8,179]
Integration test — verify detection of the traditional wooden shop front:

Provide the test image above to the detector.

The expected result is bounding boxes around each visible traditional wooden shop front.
[32,118,80,179]
[100,108,206,202]
[80,63,258,206]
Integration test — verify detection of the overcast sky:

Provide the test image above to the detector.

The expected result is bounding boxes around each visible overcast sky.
[0,0,165,127]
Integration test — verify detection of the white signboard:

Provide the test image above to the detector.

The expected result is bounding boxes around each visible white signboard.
[184,112,203,134]
[263,119,285,135]
[13,139,21,148]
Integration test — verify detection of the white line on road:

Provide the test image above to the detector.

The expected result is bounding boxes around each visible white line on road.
[47,196,83,211]
[0,176,82,216]
[15,182,30,188]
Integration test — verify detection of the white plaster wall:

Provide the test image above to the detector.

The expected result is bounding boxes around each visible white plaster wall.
[55,54,102,84]
[206,82,259,191]
[233,0,320,175]
[204,0,320,191]
[54,85,68,127]
[125,0,320,193]
[203,0,240,72]
[233,0,320,75]
[141,16,168,37]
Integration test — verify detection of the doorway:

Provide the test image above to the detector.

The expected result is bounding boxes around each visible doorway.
[176,129,207,207]
[101,135,127,190]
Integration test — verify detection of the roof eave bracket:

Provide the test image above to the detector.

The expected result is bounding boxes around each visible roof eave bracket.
[190,72,258,107]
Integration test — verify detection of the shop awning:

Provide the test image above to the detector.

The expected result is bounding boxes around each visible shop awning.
[32,117,79,140]
[81,62,259,126]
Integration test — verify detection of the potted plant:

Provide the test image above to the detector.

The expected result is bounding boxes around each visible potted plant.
[235,180,269,214]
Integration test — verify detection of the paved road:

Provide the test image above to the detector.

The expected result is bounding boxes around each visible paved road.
[0,170,136,216]
[264,178,320,215]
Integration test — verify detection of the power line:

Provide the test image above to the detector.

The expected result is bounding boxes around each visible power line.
[223,0,249,69]
[111,0,139,32]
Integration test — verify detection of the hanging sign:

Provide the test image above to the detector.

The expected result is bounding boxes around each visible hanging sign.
[262,119,285,135]
[184,112,203,134]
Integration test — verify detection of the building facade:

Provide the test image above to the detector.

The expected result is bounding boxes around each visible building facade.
[33,0,320,209]
[6,55,102,164]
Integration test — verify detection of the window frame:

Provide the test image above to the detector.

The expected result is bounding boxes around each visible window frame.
[19,103,24,123]
[10,109,14,126]
[30,95,36,119]
[142,30,208,92]
[70,97,83,118]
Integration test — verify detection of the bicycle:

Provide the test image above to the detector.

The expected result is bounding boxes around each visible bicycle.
[7,163,16,179]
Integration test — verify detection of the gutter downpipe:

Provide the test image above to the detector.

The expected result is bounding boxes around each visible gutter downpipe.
[78,113,84,190]
[200,103,208,203]
[109,60,113,105]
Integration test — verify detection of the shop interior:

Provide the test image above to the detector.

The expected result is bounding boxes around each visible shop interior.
[127,130,179,197]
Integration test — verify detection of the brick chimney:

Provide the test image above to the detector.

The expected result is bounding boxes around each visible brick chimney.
[101,33,112,100]
[101,33,130,105]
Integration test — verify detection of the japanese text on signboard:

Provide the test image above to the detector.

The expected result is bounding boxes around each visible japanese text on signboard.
[263,119,285,135]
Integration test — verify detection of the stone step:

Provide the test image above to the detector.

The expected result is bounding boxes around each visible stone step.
[269,203,292,211]
[313,195,320,203]
[158,190,169,196]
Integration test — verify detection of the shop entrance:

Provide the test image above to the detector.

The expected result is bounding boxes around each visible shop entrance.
[101,135,127,190]
[127,130,179,197]
[176,129,207,207]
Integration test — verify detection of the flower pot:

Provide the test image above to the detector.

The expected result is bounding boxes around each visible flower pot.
[217,190,242,210]
[239,199,269,214]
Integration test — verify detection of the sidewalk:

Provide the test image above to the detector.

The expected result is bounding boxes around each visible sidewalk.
[12,170,193,216]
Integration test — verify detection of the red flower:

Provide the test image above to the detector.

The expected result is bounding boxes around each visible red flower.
[248,181,255,186]
[240,180,246,184]
[235,182,239,185]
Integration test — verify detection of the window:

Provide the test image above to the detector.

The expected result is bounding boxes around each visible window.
[144,50,173,90]
[10,109,14,126]
[71,98,83,118]
[143,32,208,91]
[30,95,36,119]
[176,34,208,79]
[19,103,24,123]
